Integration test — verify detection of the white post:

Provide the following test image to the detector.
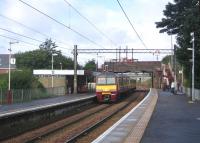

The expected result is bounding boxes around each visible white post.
[182,66,184,92]
[52,54,54,88]
[73,45,78,94]
[60,62,62,70]
[8,43,11,91]
[191,32,195,101]
[8,41,18,91]
[171,34,173,68]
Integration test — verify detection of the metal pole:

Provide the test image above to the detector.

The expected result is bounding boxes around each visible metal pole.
[119,46,121,62]
[191,32,195,101]
[7,41,18,104]
[60,62,62,70]
[116,48,117,62]
[126,45,128,59]
[171,34,173,69]
[132,48,133,62]
[174,45,177,92]
[51,54,54,88]
[96,53,98,72]
[152,72,154,88]
[181,66,184,92]
[8,43,11,91]
[74,45,78,94]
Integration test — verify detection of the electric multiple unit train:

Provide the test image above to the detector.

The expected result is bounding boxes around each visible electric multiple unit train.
[96,72,136,102]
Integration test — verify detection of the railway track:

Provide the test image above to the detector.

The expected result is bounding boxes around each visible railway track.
[65,93,141,143]
[2,91,146,143]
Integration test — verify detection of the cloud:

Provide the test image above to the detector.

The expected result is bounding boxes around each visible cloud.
[0,0,174,64]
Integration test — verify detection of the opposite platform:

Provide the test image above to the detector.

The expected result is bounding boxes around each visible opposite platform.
[141,91,200,143]
[0,93,95,118]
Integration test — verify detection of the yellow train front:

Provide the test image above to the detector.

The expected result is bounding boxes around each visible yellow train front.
[96,72,136,102]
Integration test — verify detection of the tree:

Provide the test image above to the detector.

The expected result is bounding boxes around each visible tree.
[16,39,75,70]
[161,55,173,64]
[156,0,200,88]
[84,59,96,71]
[0,69,43,89]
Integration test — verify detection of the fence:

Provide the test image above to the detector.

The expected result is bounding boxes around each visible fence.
[183,87,200,101]
[0,87,66,104]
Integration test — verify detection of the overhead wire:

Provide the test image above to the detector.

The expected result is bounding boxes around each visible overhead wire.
[0,14,49,38]
[0,34,39,47]
[0,27,72,50]
[18,0,106,49]
[0,14,72,47]
[0,28,72,50]
[116,0,149,49]
[63,0,117,47]
[0,27,43,43]
[0,34,71,56]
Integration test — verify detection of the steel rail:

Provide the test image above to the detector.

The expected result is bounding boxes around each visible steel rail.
[65,94,140,143]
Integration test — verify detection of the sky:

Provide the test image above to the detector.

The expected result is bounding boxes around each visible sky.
[0,0,174,66]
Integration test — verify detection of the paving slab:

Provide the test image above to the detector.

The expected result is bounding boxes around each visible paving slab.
[141,91,200,143]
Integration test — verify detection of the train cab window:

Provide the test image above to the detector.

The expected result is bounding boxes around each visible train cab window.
[107,77,115,84]
[97,77,106,84]
[97,77,115,85]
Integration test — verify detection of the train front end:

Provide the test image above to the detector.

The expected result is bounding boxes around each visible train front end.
[96,73,118,102]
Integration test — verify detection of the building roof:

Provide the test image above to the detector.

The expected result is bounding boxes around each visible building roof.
[33,70,84,75]
[0,54,16,69]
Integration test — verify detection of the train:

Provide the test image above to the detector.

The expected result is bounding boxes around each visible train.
[96,72,136,102]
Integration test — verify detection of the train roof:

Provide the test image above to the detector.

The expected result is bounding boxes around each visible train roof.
[97,72,116,77]
[96,72,129,78]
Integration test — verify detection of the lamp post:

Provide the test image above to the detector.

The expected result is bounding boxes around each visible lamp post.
[8,41,18,91]
[187,32,195,101]
[52,53,57,88]
[60,62,62,70]
[191,32,195,101]
[7,41,18,104]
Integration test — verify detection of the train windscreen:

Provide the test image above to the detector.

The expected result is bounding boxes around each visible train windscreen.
[107,77,115,84]
[97,77,106,84]
[97,77,115,85]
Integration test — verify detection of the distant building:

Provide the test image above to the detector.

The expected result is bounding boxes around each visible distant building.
[0,54,16,74]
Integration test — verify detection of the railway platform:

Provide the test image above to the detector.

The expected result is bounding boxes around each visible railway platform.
[93,89,200,143]
[141,90,200,143]
[0,93,95,118]
[92,88,158,143]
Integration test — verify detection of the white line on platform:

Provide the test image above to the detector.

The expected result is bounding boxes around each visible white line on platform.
[92,89,152,143]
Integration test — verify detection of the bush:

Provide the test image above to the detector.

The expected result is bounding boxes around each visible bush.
[0,69,44,89]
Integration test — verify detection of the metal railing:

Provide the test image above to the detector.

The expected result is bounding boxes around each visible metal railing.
[0,87,66,104]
